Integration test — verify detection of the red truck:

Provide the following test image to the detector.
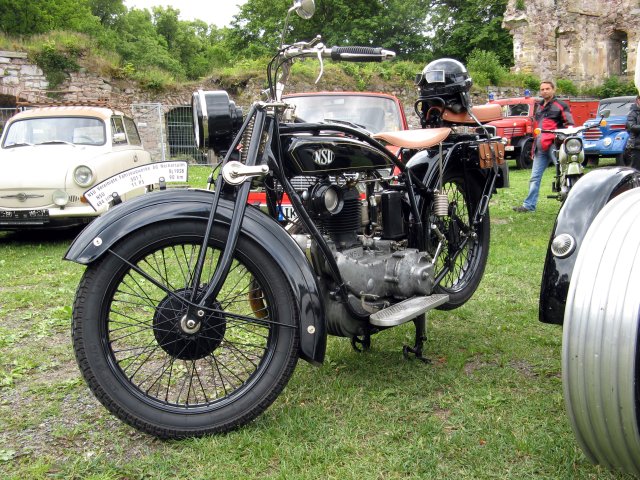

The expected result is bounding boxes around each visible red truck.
[486,95,599,169]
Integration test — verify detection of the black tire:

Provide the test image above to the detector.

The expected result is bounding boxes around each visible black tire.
[583,154,599,167]
[617,150,633,167]
[72,221,299,438]
[563,188,640,476]
[426,171,490,310]
[516,138,533,169]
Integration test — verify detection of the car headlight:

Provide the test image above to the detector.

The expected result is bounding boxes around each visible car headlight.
[602,137,613,147]
[52,189,69,206]
[74,165,94,187]
[565,138,582,154]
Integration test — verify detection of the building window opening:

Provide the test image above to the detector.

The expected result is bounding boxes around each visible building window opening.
[609,30,628,76]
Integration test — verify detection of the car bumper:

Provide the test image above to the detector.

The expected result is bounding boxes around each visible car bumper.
[0,205,100,230]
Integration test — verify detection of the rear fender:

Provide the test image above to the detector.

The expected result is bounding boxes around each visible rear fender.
[539,167,640,325]
[65,189,326,365]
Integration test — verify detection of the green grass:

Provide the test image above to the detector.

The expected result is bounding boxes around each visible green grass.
[0,160,633,479]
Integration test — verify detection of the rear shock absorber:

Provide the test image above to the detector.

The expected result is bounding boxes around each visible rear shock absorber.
[433,142,448,217]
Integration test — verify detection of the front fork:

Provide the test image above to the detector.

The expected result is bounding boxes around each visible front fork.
[187,105,267,312]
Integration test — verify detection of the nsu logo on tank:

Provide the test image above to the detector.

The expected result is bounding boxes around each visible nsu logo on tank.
[312,148,335,166]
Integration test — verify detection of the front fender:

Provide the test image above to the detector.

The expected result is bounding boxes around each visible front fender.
[65,188,326,365]
[539,167,640,325]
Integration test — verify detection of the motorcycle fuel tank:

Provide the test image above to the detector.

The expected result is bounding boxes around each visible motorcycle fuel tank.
[283,135,393,175]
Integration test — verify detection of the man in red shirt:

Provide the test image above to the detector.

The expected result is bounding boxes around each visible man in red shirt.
[513,81,574,212]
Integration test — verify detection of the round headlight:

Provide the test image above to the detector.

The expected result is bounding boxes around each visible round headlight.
[310,183,344,217]
[603,137,613,147]
[565,138,582,154]
[74,165,94,187]
[52,189,69,206]
[551,233,576,258]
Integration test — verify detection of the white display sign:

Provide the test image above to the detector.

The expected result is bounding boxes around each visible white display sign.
[85,161,188,210]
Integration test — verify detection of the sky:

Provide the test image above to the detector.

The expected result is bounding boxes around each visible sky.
[124,1,247,28]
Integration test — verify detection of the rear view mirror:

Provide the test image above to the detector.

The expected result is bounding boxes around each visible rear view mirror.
[113,132,126,143]
[293,0,315,19]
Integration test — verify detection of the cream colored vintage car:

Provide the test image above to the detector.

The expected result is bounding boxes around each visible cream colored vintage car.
[0,106,152,230]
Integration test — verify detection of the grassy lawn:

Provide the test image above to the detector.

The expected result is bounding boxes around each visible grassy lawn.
[0,160,633,479]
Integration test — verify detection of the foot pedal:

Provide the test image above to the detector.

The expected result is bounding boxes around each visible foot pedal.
[369,294,449,327]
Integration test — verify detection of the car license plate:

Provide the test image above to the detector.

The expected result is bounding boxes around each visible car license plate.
[0,209,49,225]
[84,161,188,210]
[504,146,514,151]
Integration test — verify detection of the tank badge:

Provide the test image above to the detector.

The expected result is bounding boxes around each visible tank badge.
[312,148,335,166]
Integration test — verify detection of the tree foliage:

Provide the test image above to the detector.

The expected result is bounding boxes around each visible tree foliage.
[229,0,432,59]
[0,0,515,85]
[426,0,512,66]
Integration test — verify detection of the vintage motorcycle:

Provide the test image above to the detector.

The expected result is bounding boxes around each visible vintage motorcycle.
[65,0,508,438]
[538,42,640,476]
[536,110,609,202]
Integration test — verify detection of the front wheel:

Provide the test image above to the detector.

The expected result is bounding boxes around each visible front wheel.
[516,137,533,169]
[563,188,640,476]
[425,171,490,310]
[72,221,299,438]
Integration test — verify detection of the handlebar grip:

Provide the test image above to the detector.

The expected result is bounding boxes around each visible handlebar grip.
[330,46,395,62]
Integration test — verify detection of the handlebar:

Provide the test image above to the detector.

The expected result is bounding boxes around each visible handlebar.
[282,42,395,62]
[330,46,395,62]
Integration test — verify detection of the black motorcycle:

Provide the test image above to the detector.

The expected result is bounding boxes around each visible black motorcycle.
[65,0,508,438]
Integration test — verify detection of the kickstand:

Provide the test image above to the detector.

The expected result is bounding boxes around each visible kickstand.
[402,314,430,363]
[351,332,371,352]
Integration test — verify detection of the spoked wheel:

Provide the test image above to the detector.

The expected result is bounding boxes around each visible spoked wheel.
[72,221,299,438]
[425,171,490,310]
[563,188,640,476]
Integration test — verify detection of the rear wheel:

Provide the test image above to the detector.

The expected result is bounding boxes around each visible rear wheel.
[72,221,299,438]
[425,171,490,310]
[563,188,640,476]
[516,138,533,169]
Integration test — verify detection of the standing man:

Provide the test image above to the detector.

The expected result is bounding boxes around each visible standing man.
[625,95,640,170]
[513,81,574,212]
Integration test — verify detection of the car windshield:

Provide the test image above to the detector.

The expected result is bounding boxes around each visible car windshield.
[598,101,633,116]
[2,116,106,148]
[502,103,530,117]
[285,95,403,133]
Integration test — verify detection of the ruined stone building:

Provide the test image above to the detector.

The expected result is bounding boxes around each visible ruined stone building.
[503,0,640,86]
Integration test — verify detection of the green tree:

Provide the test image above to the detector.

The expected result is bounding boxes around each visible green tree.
[0,0,100,35]
[227,0,432,60]
[427,0,512,66]
[114,8,183,77]
[88,0,126,27]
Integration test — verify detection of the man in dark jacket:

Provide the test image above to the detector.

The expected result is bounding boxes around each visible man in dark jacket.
[626,95,640,170]
[513,81,574,212]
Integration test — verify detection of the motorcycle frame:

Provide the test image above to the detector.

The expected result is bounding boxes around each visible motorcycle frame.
[188,101,502,323]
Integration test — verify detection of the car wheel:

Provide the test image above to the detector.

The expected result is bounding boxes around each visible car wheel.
[563,187,640,476]
[516,137,533,169]
[582,154,599,167]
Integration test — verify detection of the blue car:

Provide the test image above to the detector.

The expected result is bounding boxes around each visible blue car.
[581,95,635,166]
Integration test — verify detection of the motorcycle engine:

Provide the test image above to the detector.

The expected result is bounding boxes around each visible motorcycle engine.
[293,176,436,338]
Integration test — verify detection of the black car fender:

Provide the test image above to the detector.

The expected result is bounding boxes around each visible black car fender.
[65,188,326,365]
[539,166,640,325]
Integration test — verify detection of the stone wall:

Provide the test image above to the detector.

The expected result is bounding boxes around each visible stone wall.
[503,0,640,86]
[0,50,47,101]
